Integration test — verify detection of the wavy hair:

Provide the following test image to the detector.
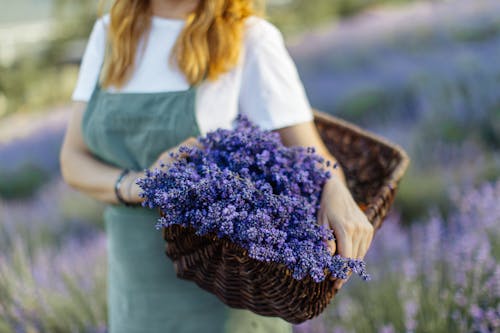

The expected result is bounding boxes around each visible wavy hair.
[97,0,265,88]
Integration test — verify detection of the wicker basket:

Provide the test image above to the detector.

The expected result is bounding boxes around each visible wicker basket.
[159,109,410,324]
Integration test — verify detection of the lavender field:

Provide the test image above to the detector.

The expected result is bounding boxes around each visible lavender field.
[0,0,499,332]
[295,180,500,332]
[290,0,500,222]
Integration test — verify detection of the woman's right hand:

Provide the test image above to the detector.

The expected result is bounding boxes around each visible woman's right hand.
[120,136,203,204]
[149,136,202,171]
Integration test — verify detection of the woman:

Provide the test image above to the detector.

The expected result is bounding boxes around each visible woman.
[59,0,374,332]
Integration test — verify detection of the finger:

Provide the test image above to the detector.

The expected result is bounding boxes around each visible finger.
[156,154,173,169]
[178,137,203,157]
[351,233,361,260]
[334,269,353,291]
[337,225,373,289]
[358,227,374,260]
[334,275,348,290]
[356,235,366,260]
[335,228,353,259]
[154,138,199,170]
[182,136,197,145]
[182,136,201,147]
[332,230,352,290]
[327,239,336,257]
[320,214,336,255]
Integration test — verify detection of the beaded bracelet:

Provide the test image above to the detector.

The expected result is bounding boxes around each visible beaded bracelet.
[114,168,132,206]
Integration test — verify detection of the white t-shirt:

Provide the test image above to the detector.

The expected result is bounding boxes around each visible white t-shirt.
[72,14,314,136]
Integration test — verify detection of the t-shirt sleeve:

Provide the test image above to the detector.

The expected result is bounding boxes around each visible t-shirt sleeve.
[238,19,314,131]
[71,16,108,102]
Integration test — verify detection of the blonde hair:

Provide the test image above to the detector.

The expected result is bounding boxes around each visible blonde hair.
[97,0,266,88]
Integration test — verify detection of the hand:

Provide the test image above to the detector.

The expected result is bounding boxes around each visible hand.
[317,175,374,290]
[119,170,146,205]
[119,136,203,204]
[149,136,203,171]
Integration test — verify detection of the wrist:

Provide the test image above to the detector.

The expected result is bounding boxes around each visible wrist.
[124,171,144,205]
[115,169,131,206]
[331,167,347,186]
[323,170,349,194]
[316,158,347,186]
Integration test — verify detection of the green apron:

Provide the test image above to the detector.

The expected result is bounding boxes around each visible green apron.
[81,67,293,333]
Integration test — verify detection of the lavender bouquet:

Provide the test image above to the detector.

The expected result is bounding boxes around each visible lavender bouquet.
[137,114,370,283]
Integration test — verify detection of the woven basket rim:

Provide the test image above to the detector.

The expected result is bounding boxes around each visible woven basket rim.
[312,109,411,183]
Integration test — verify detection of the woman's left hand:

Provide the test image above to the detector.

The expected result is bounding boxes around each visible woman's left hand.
[274,120,375,288]
[317,175,374,290]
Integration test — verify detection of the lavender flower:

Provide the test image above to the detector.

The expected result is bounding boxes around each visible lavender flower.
[137,114,370,283]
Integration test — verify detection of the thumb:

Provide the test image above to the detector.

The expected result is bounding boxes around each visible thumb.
[179,136,203,151]
[155,137,201,169]
[174,136,202,159]
[181,136,199,145]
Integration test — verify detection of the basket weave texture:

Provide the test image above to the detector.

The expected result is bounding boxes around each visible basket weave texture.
[159,109,410,324]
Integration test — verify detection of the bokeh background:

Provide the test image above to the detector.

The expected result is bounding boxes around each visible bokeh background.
[0,0,499,332]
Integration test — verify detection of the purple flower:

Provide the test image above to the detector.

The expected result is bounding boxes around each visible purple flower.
[137,114,370,283]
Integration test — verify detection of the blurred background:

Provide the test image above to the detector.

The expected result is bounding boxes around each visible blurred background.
[0,0,499,332]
